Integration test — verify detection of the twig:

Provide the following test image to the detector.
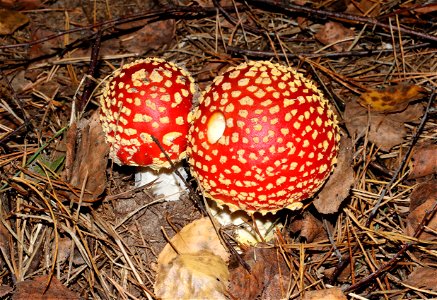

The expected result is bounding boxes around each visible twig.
[323,218,342,261]
[227,43,431,60]
[0,5,238,51]
[0,70,30,125]
[344,200,437,293]
[77,30,102,114]
[212,0,264,36]
[150,135,206,214]
[246,0,437,43]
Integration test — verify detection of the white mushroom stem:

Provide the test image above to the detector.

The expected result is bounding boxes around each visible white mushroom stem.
[208,200,282,245]
[134,163,188,201]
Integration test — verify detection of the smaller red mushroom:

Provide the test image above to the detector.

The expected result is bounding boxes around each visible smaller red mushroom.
[100,58,198,198]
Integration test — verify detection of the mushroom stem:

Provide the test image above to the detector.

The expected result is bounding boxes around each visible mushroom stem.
[208,199,281,245]
[134,164,188,201]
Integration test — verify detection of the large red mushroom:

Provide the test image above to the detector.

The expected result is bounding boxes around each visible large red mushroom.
[188,60,339,215]
[100,58,197,198]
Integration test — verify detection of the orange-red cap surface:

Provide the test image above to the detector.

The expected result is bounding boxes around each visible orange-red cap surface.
[188,61,340,214]
[100,58,197,169]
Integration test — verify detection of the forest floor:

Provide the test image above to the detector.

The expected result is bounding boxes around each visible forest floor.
[0,0,436,299]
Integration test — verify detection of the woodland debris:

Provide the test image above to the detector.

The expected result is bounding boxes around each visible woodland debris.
[344,99,424,151]
[302,287,347,300]
[405,180,437,243]
[315,21,354,52]
[120,20,176,53]
[408,144,437,179]
[12,276,79,300]
[403,267,437,293]
[156,217,229,266]
[0,9,28,35]
[289,212,327,243]
[62,111,109,204]
[358,84,427,113]
[155,217,230,299]
[314,136,354,214]
[228,245,290,299]
[155,250,229,300]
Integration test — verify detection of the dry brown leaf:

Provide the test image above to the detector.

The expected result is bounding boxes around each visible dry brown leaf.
[289,212,327,242]
[262,273,289,300]
[403,267,437,292]
[0,0,42,9]
[344,100,425,151]
[0,285,13,298]
[157,217,229,266]
[29,27,63,58]
[56,237,73,265]
[323,263,352,283]
[61,111,109,204]
[314,137,354,214]
[228,246,290,300]
[302,287,347,300]
[409,145,437,179]
[315,21,354,52]
[412,4,437,14]
[299,212,326,242]
[155,250,229,300]
[155,218,230,299]
[0,8,28,35]
[405,180,437,242]
[409,180,437,212]
[345,0,381,17]
[358,84,426,113]
[12,276,79,300]
[120,20,176,54]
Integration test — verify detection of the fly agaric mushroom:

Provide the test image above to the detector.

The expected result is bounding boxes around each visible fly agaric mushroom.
[100,58,197,198]
[188,60,339,215]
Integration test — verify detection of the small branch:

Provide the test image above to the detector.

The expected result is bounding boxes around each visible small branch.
[77,30,102,114]
[0,70,30,126]
[246,0,437,43]
[150,135,206,215]
[344,200,437,293]
[0,5,236,51]
[227,43,431,60]
[323,218,342,261]
[150,135,191,191]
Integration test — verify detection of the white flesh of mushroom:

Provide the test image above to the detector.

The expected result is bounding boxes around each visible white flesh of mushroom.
[208,200,282,245]
[134,164,188,201]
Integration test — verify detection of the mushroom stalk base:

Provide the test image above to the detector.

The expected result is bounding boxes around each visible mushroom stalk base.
[134,164,188,201]
[208,200,282,245]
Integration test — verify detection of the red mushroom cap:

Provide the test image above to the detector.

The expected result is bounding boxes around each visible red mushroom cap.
[99,58,197,169]
[187,61,340,214]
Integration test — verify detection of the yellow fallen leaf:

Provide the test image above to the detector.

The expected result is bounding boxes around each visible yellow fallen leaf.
[155,218,231,299]
[155,250,229,300]
[358,84,426,112]
[157,217,229,266]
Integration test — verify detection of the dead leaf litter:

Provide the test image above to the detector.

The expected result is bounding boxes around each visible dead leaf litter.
[0,0,436,299]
